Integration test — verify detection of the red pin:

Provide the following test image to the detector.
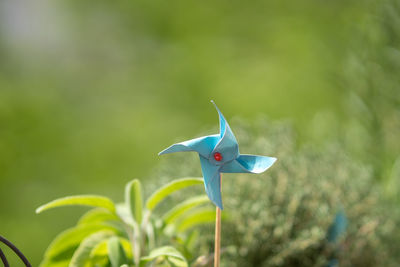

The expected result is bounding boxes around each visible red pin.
[213,152,222,161]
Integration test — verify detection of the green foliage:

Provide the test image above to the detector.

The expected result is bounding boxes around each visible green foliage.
[223,122,400,267]
[126,180,144,224]
[139,246,188,267]
[36,195,116,214]
[41,224,121,264]
[108,237,128,267]
[162,196,209,224]
[157,119,400,267]
[146,178,204,211]
[341,0,400,189]
[36,178,213,267]
[70,231,115,266]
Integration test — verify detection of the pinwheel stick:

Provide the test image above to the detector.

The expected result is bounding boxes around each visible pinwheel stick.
[214,174,222,267]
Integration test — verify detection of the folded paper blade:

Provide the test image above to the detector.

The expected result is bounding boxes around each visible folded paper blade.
[199,155,223,209]
[221,155,276,173]
[159,135,219,158]
[211,100,227,139]
[219,159,249,173]
[211,101,239,162]
[236,155,277,173]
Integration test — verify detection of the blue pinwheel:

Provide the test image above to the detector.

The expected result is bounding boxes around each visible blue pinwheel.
[159,101,277,209]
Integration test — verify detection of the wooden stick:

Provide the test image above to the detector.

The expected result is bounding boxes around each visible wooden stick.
[214,175,222,267]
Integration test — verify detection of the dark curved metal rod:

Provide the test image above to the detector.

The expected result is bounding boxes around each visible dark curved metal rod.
[0,235,31,267]
[0,248,10,267]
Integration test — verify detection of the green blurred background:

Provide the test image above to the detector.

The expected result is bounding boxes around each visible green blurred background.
[0,0,399,265]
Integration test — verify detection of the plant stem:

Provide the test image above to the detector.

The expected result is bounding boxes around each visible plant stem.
[133,224,141,267]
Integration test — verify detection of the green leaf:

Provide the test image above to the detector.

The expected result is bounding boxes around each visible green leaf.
[162,195,209,224]
[36,195,116,214]
[78,208,120,225]
[185,230,199,251]
[43,223,120,262]
[90,240,109,258]
[175,208,218,232]
[125,179,143,224]
[116,203,135,226]
[90,238,132,259]
[69,231,114,267]
[108,237,129,267]
[145,178,203,211]
[139,246,188,267]
[168,256,189,267]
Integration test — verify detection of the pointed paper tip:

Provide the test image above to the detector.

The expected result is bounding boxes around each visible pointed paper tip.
[158,150,167,156]
[210,100,221,113]
[267,157,278,169]
[210,100,217,109]
[210,100,218,108]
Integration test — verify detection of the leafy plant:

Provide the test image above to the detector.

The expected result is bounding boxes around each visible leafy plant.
[36,178,216,267]
[341,0,400,186]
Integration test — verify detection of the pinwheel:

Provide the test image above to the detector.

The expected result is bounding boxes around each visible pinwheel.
[159,100,277,209]
[159,101,277,267]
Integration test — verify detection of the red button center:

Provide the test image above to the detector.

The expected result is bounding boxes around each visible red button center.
[213,152,222,161]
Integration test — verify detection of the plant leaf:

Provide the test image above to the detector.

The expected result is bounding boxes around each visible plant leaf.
[185,230,199,251]
[42,223,120,262]
[90,238,132,259]
[108,236,129,267]
[78,208,120,225]
[168,256,189,267]
[162,195,209,224]
[36,195,116,214]
[116,203,135,226]
[145,178,203,211]
[175,208,218,232]
[125,179,143,224]
[69,231,114,267]
[139,246,188,267]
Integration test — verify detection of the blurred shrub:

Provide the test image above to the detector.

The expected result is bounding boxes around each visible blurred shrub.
[342,0,400,189]
[156,118,400,267]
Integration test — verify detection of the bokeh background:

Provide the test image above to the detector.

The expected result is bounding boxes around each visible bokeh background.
[0,0,399,265]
